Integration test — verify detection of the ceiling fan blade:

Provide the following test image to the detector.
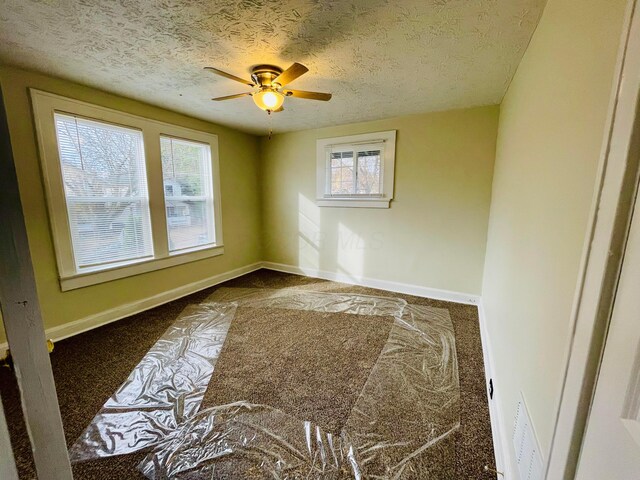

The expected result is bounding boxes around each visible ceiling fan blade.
[273,63,309,87]
[204,67,254,86]
[211,92,253,101]
[284,89,332,101]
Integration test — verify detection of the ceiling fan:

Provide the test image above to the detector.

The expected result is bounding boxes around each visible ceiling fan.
[205,63,331,113]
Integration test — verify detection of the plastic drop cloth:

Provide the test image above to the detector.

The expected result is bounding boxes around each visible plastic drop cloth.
[69,302,236,460]
[70,288,460,479]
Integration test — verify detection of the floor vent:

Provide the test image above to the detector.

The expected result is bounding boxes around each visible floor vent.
[512,393,544,480]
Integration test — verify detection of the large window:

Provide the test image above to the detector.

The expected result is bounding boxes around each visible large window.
[316,130,396,208]
[31,90,223,290]
[160,136,215,252]
[54,114,153,270]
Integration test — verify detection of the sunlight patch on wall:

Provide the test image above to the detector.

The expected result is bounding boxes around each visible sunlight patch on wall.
[337,222,365,280]
[298,193,321,270]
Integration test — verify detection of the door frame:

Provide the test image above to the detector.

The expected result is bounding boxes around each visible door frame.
[546,0,640,477]
[0,79,73,477]
[0,391,19,480]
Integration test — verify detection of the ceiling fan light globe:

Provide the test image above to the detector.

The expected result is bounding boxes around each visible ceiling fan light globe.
[253,89,284,111]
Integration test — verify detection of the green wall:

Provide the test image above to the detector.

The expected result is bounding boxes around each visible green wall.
[481,0,628,468]
[0,65,262,343]
[0,72,500,346]
[260,106,499,295]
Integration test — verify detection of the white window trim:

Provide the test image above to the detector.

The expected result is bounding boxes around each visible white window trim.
[30,89,224,291]
[316,130,396,208]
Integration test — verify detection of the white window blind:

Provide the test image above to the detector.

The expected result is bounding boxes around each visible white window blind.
[356,150,382,194]
[327,146,383,196]
[316,131,395,208]
[160,136,216,252]
[330,151,355,194]
[54,113,153,270]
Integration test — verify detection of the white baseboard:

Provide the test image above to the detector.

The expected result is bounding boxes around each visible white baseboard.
[261,261,481,305]
[1,261,478,354]
[0,262,262,354]
[478,300,513,479]
[2,260,480,359]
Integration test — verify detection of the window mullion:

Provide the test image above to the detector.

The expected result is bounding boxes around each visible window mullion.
[142,126,169,258]
[378,145,385,195]
[325,148,331,195]
[352,149,358,194]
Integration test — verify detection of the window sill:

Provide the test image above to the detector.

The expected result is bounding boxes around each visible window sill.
[59,244,224,291]
[316,197,391,208]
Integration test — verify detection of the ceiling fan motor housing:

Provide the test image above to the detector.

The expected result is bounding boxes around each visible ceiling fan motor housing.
[250,65,283,88]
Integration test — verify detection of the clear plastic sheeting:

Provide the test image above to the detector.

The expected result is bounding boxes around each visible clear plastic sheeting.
[343,303,459,477]
[69,302,236,460]
[69,288,460,479]
[138,402,360,479]
[206,287,407,317]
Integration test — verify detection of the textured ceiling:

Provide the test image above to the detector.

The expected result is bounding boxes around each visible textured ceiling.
[0,0,546,135]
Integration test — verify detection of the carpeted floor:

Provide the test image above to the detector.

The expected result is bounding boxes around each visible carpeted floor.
[0,269,495,479]
[203,306,395,433]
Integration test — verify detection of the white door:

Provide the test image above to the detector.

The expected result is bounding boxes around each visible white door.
[575,189,640,479]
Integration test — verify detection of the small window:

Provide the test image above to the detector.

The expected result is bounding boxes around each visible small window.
[160,137,216,253]
[317,130,396,208]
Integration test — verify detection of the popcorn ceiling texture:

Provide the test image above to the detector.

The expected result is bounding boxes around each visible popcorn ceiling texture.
[0,0,545,134]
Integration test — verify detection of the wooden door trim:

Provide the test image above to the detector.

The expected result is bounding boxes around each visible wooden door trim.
[547,0,640,477]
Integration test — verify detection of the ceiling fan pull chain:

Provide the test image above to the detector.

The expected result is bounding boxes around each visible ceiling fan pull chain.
[268,110,273,140]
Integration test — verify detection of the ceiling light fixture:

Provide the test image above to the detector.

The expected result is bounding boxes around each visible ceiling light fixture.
[205,63,332,114]
[253,88,285,112]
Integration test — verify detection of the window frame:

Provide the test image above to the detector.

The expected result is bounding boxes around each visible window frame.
[316,130,396,208]
[31,89,224,291]
[160,135,217,254]
[53,112,155,272]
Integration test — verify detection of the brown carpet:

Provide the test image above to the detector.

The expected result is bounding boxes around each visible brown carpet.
[203,306,394,433]
[0,269,495,479]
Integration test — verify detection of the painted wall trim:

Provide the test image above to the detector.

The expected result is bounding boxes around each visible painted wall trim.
[547,1,640,477]
[0,262,262,353]
[261,261,480,305]
[478,301,514,480]
[0,395,19,480]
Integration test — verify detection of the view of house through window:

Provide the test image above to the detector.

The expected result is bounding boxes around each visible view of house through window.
[54,113,153,270]
[160,136,216,252]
